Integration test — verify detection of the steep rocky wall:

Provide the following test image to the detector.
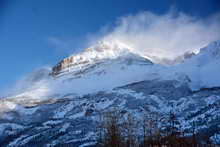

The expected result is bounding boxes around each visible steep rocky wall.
[52,56,75,76]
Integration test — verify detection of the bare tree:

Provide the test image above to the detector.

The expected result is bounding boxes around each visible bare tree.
[142,112,161,146]
[97,109,215,147]
[122,113,139,147]
[99,109,125,147]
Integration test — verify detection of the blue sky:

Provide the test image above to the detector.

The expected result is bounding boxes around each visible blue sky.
[0,0,220,92]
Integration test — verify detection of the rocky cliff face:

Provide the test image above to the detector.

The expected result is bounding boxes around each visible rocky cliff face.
[52,55,78,76]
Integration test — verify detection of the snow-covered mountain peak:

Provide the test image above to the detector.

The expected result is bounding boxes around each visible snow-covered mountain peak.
[76,40,134,59]
[87,40,133,53]
[51,40,150,76]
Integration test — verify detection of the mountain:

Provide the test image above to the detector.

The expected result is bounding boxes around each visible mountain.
[0,40,220,146]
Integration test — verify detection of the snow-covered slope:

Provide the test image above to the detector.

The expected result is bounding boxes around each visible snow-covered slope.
[174,40,220,90]
[0,80,220,146]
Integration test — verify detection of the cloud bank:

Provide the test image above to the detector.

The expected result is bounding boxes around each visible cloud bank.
[94,10,220,60]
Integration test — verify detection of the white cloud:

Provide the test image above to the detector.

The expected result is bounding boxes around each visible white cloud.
[93,10,220,60]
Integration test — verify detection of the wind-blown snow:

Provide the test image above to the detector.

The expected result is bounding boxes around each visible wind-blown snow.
[93,11,220,62]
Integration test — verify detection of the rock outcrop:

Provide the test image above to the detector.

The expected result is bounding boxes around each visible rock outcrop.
[52,56,77,76]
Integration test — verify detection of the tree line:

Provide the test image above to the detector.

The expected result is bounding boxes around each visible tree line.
[96,109,218,147]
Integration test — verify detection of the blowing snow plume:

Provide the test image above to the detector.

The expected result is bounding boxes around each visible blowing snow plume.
[95,10,220,63]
